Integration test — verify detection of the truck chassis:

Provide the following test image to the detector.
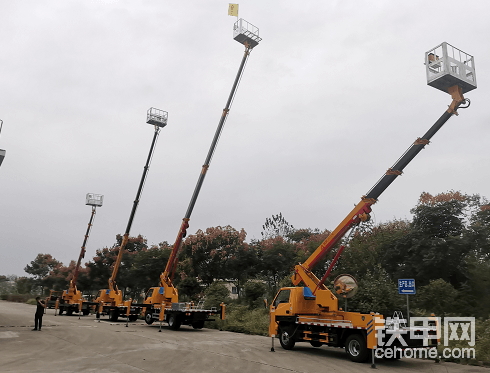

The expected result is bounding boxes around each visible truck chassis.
[275,313,439,362]
[143,302,222,330]
[95,303,143,322]
[57,299,91,316]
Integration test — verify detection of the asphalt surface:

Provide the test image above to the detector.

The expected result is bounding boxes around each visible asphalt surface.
[0,300,485,373]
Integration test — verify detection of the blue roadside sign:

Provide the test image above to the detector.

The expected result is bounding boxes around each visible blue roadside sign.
[398,279,416,295]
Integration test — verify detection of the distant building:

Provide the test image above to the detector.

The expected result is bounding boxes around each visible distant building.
[222,281,239,299]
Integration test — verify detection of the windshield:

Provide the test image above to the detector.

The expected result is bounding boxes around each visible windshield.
[145,288,154,300]
[273,289,291,308]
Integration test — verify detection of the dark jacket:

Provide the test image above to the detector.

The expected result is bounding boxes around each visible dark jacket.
[36,300,45,315]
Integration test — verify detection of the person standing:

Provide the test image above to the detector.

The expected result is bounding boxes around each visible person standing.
[32,297,45,331]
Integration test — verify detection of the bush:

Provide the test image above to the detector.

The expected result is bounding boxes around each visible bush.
[348,265,403,315]
[413,278,458,317]
[209,304,269,335]
[26,298,37,305]
[243,281,267,309]
[203,282,231,309]
[177,277,202,302]
[6,294,32,303]
[437,318,490,366]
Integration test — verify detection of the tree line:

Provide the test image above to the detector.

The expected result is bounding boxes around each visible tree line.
[4,191,489,319]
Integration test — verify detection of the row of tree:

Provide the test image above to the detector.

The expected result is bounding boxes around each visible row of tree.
[10,191,490,318]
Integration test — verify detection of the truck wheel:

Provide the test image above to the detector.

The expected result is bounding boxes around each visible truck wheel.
[109,309,119,322]
[168,314,181,330]
[279,326,295,350]
[82,309,90,316]
[129,315,138,322]
[310,341,323,348]
[144,312,154,325]
[58,308,64,315]
[66,308,73,316]
[192,321,205,329]
[345,334,368,363]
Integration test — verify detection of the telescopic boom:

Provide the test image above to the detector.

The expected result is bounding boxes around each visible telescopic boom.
[71,206,97,289]
[108,120,165,293]
[161,38,258,288]
[160,19,262,286]
[293,86,469,292]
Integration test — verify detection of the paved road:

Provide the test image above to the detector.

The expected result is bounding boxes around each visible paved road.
[0,301,483,373]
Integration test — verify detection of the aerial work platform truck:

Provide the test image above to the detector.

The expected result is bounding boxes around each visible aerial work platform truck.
[56,193,103,316]
[94,108,167,322]
[269,42,477,362]
[142,19,261,330]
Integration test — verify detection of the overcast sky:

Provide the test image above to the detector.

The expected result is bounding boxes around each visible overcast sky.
[1,0,489,277]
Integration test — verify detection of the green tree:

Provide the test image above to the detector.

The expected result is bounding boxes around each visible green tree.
[203,281,231,309]
[223,243,260,298]
[456,201,490,318]
[380,192,476,287]
[15,277,34,294]
[458,253,490,318]
[44,260,91,294]
[177,277,202,302]
[256,237,298,297]
[85,234,148,297]
[24,254,61,294]
[0,275,17,297]
[467,203,490,261]
[85,246,114,290]
[180,226,249,286]
[411,191,469,238]
[129,242,172,298]
[346,265,402,316]
[333,220,409,281]
[413,278,458,316]
[292,228,333,280]
[243,280,267,309]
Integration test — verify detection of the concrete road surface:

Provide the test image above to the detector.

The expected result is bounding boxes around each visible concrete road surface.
[0,300,484,373]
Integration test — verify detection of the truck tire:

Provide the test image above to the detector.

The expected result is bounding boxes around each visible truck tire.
[168,314,181,330]
[66,308,73,316]
[82,309,90,316]
[345,334,368,363]
[129,315,138,322]
[58,308,64,315]
[145,312,154,325]
[109,309,119,322]
[310,341,323,348]
[279,325,296,350]
[192,321,205,329]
